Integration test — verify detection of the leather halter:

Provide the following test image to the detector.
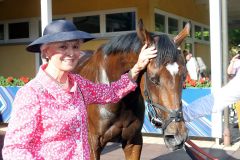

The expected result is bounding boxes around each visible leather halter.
[144,72,184,130]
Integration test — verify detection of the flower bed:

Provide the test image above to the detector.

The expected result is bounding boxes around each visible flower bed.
[184,74,211,88]
[0,76,30,86]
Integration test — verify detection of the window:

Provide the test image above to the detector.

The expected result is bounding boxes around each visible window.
[194,25,202,40]
[8,22,29,39]
[168,17,178,35]
[73,16,100,33]
[155,13,165,32]
[203,28,210,41]
[106,12,135,32]
[0,24,3,40]
[185,43,193,53]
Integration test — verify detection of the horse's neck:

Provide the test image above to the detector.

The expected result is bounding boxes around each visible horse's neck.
[77,51,102,82]
[103,53,140,82]
[78,51,139,83]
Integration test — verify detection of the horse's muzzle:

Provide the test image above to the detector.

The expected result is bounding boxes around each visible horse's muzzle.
[163,126,188,151]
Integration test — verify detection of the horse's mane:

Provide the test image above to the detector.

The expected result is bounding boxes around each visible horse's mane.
[155,34,179,66]
[102,32,143,55]
[102,33,179,66]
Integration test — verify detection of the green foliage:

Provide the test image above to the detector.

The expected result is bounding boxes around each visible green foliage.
[184,75,211,88]
[229,29,240,46]
[0,76,30,86]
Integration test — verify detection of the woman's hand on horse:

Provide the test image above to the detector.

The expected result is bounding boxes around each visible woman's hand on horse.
[138,44,157,69]
[128,44,157,81]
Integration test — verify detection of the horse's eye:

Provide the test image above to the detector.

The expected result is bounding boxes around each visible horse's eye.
[150,76,160,85]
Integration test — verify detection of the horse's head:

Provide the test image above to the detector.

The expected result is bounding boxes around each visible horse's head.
[140,22,190,151]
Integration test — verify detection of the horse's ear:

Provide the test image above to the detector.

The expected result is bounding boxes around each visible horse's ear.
[137,18,151,46]
[173,22,191,47]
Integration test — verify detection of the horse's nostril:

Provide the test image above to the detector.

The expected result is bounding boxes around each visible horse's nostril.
[165,135,174,140]
[164,135,181,146]
[165,135,176,146]
[164,134,185,151]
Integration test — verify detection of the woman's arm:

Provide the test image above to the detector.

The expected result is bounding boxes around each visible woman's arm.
[77,73,137,105]
[227,54,240,75]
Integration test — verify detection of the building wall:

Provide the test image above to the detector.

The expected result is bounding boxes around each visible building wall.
[0,0,209,24]
[0,45,35,77]
[0,0,40,20]
[195,43,211,74]
[151,0,209,24]
[0,0,210,78]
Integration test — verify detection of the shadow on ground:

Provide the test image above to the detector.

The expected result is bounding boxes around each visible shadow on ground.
[100,142,240,160]
[151,148,239,160]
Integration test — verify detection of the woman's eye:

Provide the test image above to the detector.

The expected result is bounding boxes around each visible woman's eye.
[73,45,79,49]
[60,45,67,50]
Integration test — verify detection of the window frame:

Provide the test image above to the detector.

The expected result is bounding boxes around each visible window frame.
[64,8,137,38]
[0,23,4,41]
[8,21,30,40]
[154,8,210,57]
[0,8,137,44]
[73,15,100,34]
[154,13,166,33]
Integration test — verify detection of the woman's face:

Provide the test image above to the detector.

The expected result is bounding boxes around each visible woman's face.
[186,53,192,61]
[44,40,84,72]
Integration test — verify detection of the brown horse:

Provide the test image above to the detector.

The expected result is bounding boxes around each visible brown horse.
[75,20,190,160]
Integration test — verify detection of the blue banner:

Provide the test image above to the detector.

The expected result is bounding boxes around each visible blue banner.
[142,88,213,137]
[0,86,21,122]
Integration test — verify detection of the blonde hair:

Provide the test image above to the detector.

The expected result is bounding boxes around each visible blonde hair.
[40,44,49,63]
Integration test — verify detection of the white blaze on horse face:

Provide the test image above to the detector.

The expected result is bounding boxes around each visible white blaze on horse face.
[166,62,179,76]
[99,67,110,84]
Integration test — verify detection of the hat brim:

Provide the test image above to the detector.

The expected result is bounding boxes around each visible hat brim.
[26,31,95,53]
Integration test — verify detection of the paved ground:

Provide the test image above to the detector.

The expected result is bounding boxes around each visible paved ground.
[101,136,240,160]
[0,123,240,160]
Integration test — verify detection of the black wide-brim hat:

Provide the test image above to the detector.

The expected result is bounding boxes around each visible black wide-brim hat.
[26,20,95,53]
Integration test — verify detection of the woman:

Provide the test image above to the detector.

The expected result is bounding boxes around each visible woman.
[183,49,200,80]
[2,20,157,159]
[183,53,240,122]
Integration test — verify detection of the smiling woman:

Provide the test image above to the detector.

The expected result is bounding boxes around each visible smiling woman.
[2,19,157,160]
[40,40,84,89]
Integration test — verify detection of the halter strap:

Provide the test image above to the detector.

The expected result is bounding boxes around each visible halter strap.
[144,72,184,130]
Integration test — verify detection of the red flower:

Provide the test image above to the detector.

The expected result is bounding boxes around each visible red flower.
[6,77,14,83]
[186,74,191,82]
[199,78,205,84]
[20,76,30,84]
[189,80,196,87]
